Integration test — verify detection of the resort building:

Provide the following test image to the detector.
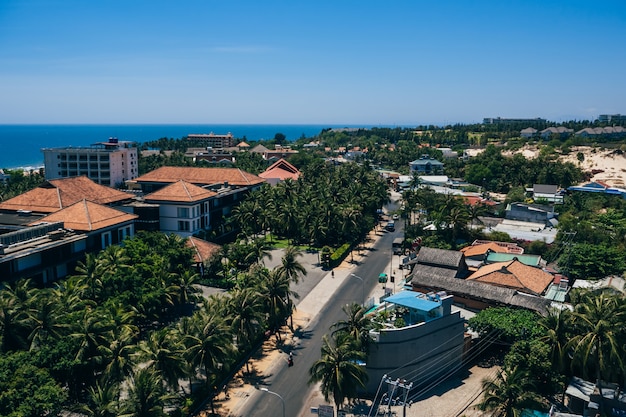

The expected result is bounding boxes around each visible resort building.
[143,180,217,238]
[187,132,235,148]
[42,137,138,187]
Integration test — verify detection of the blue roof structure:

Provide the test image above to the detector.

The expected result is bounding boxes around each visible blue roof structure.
[384,291,440,313]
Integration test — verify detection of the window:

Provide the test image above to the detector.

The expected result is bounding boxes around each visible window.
[177,207,189,218]
[178,221,190,231]
[101,231,112,248]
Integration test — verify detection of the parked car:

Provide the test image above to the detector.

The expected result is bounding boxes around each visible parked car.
[385,221,395,231]
[392,214,399,220]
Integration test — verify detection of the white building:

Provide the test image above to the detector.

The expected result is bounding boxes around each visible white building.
[42,138,138,187]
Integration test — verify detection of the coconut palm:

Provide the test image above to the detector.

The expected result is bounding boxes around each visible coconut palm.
[79,380,120,417]
[0,279,34,352]
[74,253,105,300]
[537,307,573,373]
[101,326,138,386]
[227,287,265,351]
[476,366,542,417]
[260,269,299,339]
[568,292,626,384]
[120,368,173,417]
[309,334,368,413]
[137,328,188,393]
[183,310,233,389]
[27,288,68,350]
[275,246,308,284]
[331,303,371,351]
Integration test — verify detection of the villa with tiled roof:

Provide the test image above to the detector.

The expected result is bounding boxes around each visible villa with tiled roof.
[186,236,222,275]
[466,258,554,295]
[30,199,137,251]
[143,181,218,237]
[132,166,265,193]
[0,176,133,214]
[258,158,301,185]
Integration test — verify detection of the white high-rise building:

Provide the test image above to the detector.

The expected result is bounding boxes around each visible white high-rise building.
[42,138,138,187]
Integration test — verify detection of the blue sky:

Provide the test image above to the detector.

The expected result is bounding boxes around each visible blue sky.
[1,0,625,125]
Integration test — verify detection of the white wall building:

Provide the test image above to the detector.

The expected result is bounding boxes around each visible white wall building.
[42,138,138,187]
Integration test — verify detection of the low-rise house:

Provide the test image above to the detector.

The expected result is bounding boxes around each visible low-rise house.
[527,184,563,204]
[406,247,470,280]
[410,269,551,313]
[505,202,556,225]
[409,156,444,175]
[563,377,626,417]
[520,127,538,138]
[466,258,554,296]
[575,126,626,139]
[258,158,301,185]
[460,240,524,269]
[363,291,465,394]
[484,251,545,267]
[186,236,222,276]
[540,126,574,139]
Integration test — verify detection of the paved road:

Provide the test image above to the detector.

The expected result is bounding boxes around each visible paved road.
[239,197,404,417]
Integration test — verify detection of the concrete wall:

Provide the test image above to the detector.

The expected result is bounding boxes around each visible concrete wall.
[364,311,465,395]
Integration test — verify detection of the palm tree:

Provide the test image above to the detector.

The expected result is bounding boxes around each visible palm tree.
[74,253,105,300]
[0,279,35,352]
[79,380,120,417]
[227,287,265,352]
[476,367,542,417]
[101,326,137,386]
[308,334,368,414]
[183,310,233,390]
[537,307,572,373]
[568,292,626,384]
[120,368,173,417]
[70,308,114,383]
[331,303,371,351]
[27,288,68,350]
[137,328,188,393]
[275,246,308,284]
[260,269,299,339]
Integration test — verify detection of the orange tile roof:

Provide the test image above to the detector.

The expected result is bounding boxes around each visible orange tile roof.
[258,159,301,181]
[0,176,132,214]
[30,199,137,232]
[133,166,265,187]
[467,259,554,295]
[144,180,216,203]
[460,242,510,258]
[186,236,222,264]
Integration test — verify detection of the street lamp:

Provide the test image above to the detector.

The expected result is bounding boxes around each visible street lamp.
[259,388,285,417]
[350,273,365,305]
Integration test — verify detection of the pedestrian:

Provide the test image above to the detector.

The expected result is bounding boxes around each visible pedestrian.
[288,352,294,367]
[331,270,335,278]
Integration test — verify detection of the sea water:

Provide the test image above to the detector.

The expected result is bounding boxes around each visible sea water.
[0,124,344,170]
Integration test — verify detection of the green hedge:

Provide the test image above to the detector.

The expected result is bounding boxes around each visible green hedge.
[329,243,352,268]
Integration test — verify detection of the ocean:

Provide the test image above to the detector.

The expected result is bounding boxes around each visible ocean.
[0,124,349,170]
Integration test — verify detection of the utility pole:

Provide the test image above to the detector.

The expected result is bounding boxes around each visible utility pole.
[383,376,413,417]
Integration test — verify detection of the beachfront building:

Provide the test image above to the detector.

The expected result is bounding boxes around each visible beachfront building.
[364,291,466,394]
[187,132,235,148]
[42,137,138,188]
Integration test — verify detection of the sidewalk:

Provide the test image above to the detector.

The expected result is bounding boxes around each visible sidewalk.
[197,226,494,417]
[196,227,390,417]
